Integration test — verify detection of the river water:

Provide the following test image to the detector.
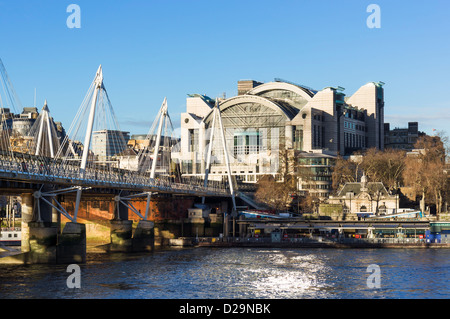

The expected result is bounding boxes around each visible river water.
[0,247,449,299]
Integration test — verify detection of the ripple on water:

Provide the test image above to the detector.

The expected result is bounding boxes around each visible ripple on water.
[0,248,449,299]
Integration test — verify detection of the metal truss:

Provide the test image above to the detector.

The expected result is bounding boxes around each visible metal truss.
[33,186,91,223]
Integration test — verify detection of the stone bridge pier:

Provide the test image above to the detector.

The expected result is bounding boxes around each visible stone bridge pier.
[109,195,154,252]
[16,191,155,264]
[105,219,155,253]
[20,191,87,264]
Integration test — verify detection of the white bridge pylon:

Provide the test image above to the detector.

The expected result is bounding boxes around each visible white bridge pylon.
[28,66,232,224]
[29,100,60,158]
[34,66,175,223]
[73,65,104,222]
[0,58,22,156]
[202,99,237,215]
[119,97,172,221]
[36,65,129,223]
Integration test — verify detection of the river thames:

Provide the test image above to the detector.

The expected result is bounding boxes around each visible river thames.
[0,247,449,299]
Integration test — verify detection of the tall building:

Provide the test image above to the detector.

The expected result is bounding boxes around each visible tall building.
[91,129,130,162]
[12,107,38,136]
[126,133,180,173]
[2,104,66,156]
[172,79,385,198]
[384,122,425,150]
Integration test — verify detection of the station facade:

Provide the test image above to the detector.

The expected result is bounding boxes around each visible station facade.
[172,79,385,199]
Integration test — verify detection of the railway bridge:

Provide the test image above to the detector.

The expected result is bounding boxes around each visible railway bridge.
[0,62,238,264]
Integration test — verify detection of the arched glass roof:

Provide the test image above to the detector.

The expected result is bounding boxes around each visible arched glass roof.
[246,81,314,111]
[202,95,298,127]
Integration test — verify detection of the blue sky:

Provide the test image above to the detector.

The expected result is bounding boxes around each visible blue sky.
[0,0,449,136]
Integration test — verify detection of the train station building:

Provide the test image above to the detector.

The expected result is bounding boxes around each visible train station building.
[172,78,385,199]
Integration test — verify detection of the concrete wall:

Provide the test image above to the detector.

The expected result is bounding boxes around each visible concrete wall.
[346,83,384,150]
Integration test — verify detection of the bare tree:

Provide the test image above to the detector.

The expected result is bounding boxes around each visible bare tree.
[255,148,321,212]
[403,135,446,217]
[331,156,359,192]
[360,148,405,192]
[435,130,450,163]
[254,174,296,211]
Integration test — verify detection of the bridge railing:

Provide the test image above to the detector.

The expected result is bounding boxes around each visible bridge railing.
[0,155,229,196]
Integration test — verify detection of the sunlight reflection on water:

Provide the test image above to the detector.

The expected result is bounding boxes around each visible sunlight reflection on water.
[0,248,449,299]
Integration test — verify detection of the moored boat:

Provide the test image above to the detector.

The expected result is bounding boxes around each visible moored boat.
[0,227,21,246]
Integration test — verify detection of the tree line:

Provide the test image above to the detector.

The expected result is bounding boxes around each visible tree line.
[332,133,449,216]
[254,133,449,217]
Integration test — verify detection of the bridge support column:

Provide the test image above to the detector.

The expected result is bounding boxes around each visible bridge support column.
[21,193,33,252]
[20,192,58,263]
[109,220,133,252]
[115,193,130,220]
[52,196,62,235]
[57,222,86,264]
[27,221,58,264]
[132,220,154,252]
[239,214,246,238]
[224,214,230,241]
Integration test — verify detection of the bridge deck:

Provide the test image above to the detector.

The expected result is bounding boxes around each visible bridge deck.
[0,157,230,197]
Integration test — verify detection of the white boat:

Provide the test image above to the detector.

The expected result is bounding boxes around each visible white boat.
[0,228,21,246]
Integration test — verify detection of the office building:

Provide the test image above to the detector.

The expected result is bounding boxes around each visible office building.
[384,122,425,150]
[91,129,130,162]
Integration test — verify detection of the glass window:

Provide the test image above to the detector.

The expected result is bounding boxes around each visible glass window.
[258,89,309,110]
[294,125,303,151]
[188,129,198,152]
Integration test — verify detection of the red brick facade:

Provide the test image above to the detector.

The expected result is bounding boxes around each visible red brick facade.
[60,196,196,222]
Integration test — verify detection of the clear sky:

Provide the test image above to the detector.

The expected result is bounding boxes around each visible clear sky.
[0,0,449,137]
